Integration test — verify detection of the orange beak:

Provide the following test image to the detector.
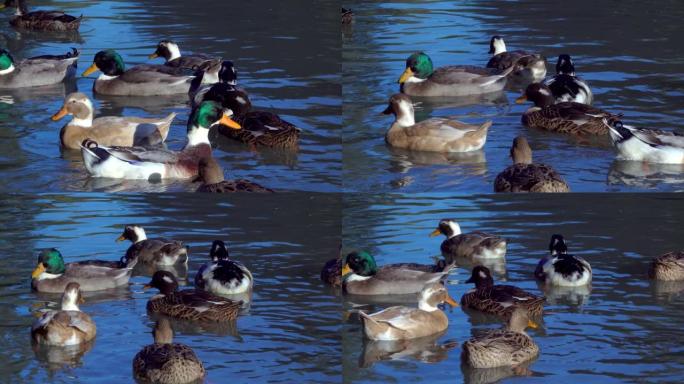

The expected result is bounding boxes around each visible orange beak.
[82,63,99,77]
[219,113,241,129]
[148,52,159,59]
[515,94,528,104]
[444,293,458,307]
[51,106,69,121]
[429,229,441,237]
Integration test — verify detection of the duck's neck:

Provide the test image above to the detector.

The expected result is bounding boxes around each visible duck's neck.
[16,0,28,16]
[418,300,439,312]
[98,73,120,81]
[0,64,15,75]
[492,39,507,55]
[70,115,94,128]
[185,127,210,148]
[36,271,62,281]
[61,301,80,312]
[166,45,181,62]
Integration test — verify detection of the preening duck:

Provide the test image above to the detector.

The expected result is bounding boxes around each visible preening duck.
[189,60,238,107]
[648,251,684,281]
[543,54,593,104]
[535,234,592,287]
[1,0,82,31]
[149,40,220,70]
[31,282,96,347]
[195,240,254,296]
[0,48,78,89]
[486,36,547,82]
[430,219,506,260]
[606,120,684,164]
[195,157,273,193]
[117,225,188,267]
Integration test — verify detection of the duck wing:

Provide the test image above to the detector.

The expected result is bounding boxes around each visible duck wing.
[429,66,501,84]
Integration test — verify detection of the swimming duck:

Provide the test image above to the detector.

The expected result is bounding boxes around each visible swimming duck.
[0,0,82,31]
[116,225,188,267]
[132,318,205,384]
[82,50,197,96]
[535,234,592,287]
[0,48,78,89]
[149,40,220,71]
[194,240,254,296]
[145,270,242,322]
[342,251,454,296]
[321,246,343,288]
[516,83,618,135]
[359,283,458,340]
[486,36,547,82]
[31,282,96,346]
[462,307,539,368]
[51,92,175,149]
[398,52,517,97]
[80,100,241,180]
[494,136,570,193]
[195,157,273,193]
[430,219,506,260]
[543,54,593,104]
[382,93,491,152]
[606,120,684,164]
[341,8,353,24]
[31,248,135,293]
[189,60,238,107]
[461,266,545,320]
[648,251,684,281]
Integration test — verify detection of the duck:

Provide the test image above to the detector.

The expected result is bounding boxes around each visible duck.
[189,60,238,107]
[81,50,198,96]
[342,251,454,296]
[145,270,242,322]
[648,251,684,281]
[494,136,570,193]
[606,120,684,164]
[430,219,506,260]
[132,318,205,384]
[461,307,539,368]
[116,225,188,267]
[486,36,547,82]
[382,93,491,152]
[0,48,78,89]
[397,52,517,97]
[80,100,241,180]
[543,54,593,104]
[31,248,135,293]
[535,234,592,287]
[516,83,618,135]
[461,266,545,320]
[359,283,458,340]
[195,240,254,296]
[321,246,343,287]
[149,40,220,70]
[51,92,176,149]
[31,282,96,346]
[0,0,82,31]
[341,8,353,24]
[195,157,273,193]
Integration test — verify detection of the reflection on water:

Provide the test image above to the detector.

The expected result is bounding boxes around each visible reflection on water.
[359,331,457,368]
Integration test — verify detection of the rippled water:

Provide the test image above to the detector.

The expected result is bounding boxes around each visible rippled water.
[342,0,684,192]
[0,0,340,192]
[342,193,684,383]
[0,193,341,383]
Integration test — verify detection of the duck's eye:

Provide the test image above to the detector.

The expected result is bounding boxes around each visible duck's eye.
[613,121,623,129]
[410,66,417,72]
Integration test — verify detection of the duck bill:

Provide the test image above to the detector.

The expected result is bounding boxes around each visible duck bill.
[398,67,414,84]
[79,295,86,304]
[148,52,159,59]
[527,319,539,329]
[116,234,126,242]
[515,94,527,104]
[142,284,151,291]
[429,229,441,237]
[82,63,100,76]
[51,106,68,121]
[31,263,46,279]
[381,105,393,115]
[219,114,241,129]
[341,263,352,276]
[444,294,458,308]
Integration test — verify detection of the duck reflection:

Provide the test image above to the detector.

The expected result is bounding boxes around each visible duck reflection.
[461,359,536,384]
[32,340,94,373]
[358,331,457,368]
[537,282,592,307]
[608,160,684,189]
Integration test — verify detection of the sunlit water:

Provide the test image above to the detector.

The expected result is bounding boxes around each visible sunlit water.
[342,193,684,383]
[0,0,340,192]
[342,0,684,192]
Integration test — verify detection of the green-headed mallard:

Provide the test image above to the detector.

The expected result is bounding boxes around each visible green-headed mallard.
[132,318,205,384]
[398,52,516,97]
[486,36,546,82]
[382,93,491,152]
[31,282,96,346]
[195,240,253,296]
[462,307,539,368]
[359,282,457,340]
[430,219,506,260]
[51,92,175,149]
[31,248,134,293]
[195,157,273,193]
[543,54,593,104]
[535,234,592,287]
[0,48,78,89]
[606,120,684,164]
[494,136,570,193]
[145,270,242,322]
[648,251,684,281]
[1,0,82,31]
[116,225,188,267]
[149,40,220,71]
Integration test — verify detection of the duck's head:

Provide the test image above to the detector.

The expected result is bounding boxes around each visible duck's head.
[32,248,66,279]
[116,225,147,244]
[210,87,251,117]
[187,100,241,146]
[430,219,462,239]
[465,266,495,288]
[61,282,85,311]
[197,157,225,185]
[82,50,125,77]
[144,270,179,295]
[515,82,555,108]
[555,54,575,76]
[507,307,538,333]
[149,40,181,62]
[549,234,568,255]
[510,135,533,165]
[51,92,94,125]
[0,0,26,14]
[153,318,174,344]
[218,60,237,85]
[418,282,458,311]
[398,52,434,84]
[342,251,378,277]
[489,35,506,55]
[0,49,15,75]
[382,93,415,126]
[209,240,230,262]
[605,120,632,144]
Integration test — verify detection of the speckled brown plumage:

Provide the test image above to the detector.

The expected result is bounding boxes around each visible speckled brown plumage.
[218,111,300,149]
[522,103,618,135]
[494,163,570,192]
[197,180,273,193]
[321,258,342,287]
[648,251,684,281]
[5,0,81,31]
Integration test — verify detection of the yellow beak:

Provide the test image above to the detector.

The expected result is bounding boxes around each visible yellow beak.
[82,63,100,77]
[79,296,86,304]
[143,284,151,290]
[51,106,68,121]
[219,113,241,129]
[398,67,414,84]
[527,319,539,329]
[341,263,352,276]
[444,293,458,307]
[148,52,159,59]
[429,229,441,237]
[116,234,126,242]
[515,94,528,104]
[31,263,46,279]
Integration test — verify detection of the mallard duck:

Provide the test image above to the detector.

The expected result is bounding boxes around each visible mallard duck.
[31,248,135,293]
[543,54,593,104]
[149,40,220,71]
[81,50,198,96]
[116,225,188,267]
[51,92,175,149]
[430,219,506,260]
[398,52,517,97]
[486,36,547,82]
[535,234,591,287]
[648,251,684,281]
[0,48,78,89]
[194,240,253,296]
[382,93,491,152]
[359,283,457,340]
[195,157,273,193]
[31,282,96,346]
[342,251,454,296]
[145,270,242,322]
[189,60,238,107]
[132,318,205,384]
[516,83,617,135]
[462,307,539,368]
[1,0,82,31]
[462,266,545,320]
[494,136,569,193]
[80,100,240,180]
[606,120,684,164]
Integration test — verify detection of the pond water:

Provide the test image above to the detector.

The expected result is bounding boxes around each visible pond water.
[342,0,684,192]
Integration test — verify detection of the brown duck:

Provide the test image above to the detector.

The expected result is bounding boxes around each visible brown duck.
[1,0,82,31]
[648,251,684,281]
[195,157,273,193]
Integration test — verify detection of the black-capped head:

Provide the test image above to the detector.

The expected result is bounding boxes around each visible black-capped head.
[516,82,556,108]
[465,265,494,288]
[150,40,180,61]
[209,240,230,262]
[489,35,505,54]
[607,120,632,143]
[145,270,179,295]
[549,234,568,255]
[556,54,575,75]
[218,60,237,85]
